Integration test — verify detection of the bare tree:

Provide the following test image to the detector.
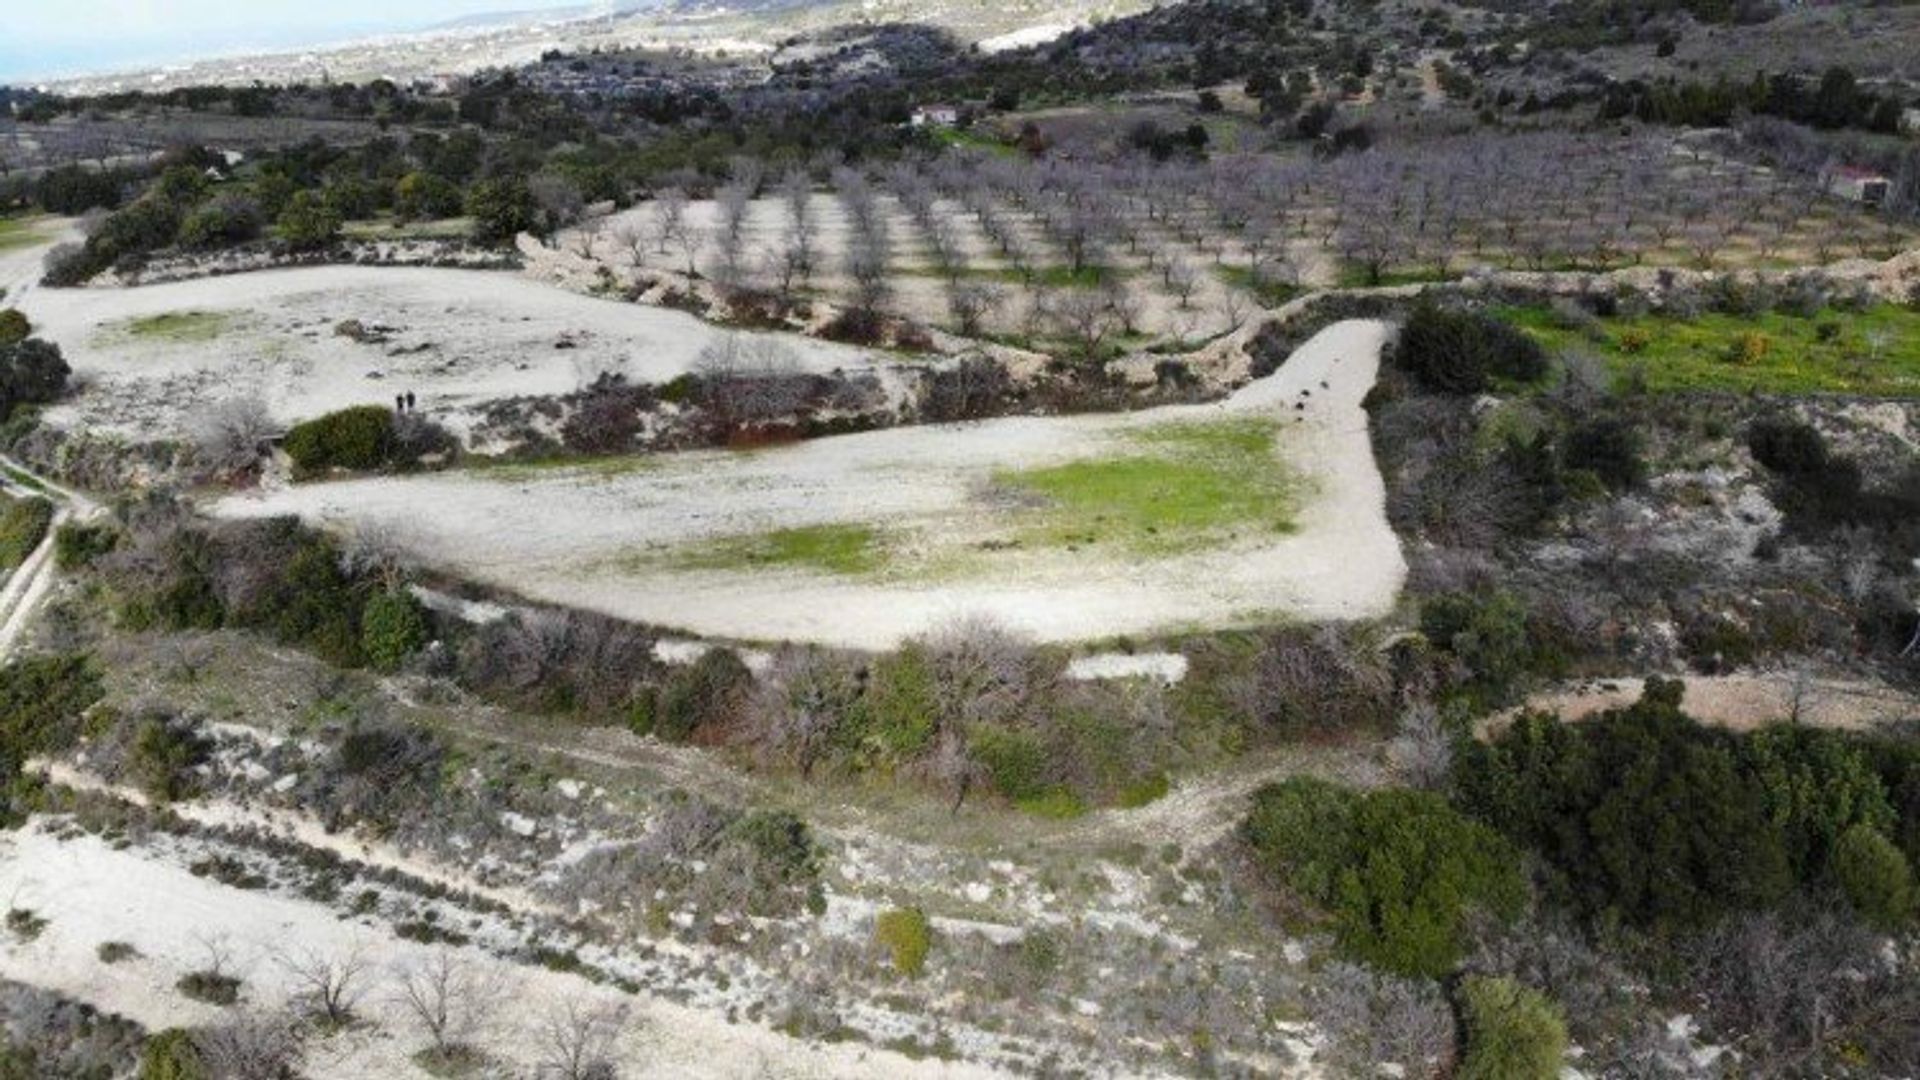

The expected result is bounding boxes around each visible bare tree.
[537,999,631,1080]
[276,943,369,1029]
[755,647,863,778]
[1312,962,1455,1080]
[947,280,998,338]
[1052,288,1116,360]
[194,1010,302,1080]
[192,396,277,480]
[612,222,649,269]
[649,187,690,256]
[1386,702,1453,789]
[395,951,505,1067]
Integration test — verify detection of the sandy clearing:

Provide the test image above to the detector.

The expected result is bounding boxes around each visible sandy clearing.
[212,320,1405,648]
[18,264,891,441]
[0,822,998,1079]
[1502,672,1920,733]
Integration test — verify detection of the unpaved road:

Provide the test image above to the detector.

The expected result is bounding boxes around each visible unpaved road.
[0,456,104,660]
[214,320,1407,648]
[19,264,894,444]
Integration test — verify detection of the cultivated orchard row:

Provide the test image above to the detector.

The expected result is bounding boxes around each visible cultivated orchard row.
[562,132,1912,352]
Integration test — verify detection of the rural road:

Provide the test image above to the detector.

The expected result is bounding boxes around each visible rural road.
[0,455,103,659]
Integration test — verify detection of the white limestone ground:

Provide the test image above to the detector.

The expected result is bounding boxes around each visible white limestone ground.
[212,320,1406,649]
[0,821,996,1080]
[17,264,894,444]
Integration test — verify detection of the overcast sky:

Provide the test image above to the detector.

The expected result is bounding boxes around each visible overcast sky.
[0,0,588,82]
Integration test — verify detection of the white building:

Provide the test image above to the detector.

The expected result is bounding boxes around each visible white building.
[910,104,961,128]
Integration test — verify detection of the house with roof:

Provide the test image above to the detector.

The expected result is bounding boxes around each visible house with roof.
[1824,164,1891,206]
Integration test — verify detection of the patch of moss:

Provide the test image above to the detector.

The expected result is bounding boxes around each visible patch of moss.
[673,523,885,576]
[993,418,1299,555]
[123,310,232,343]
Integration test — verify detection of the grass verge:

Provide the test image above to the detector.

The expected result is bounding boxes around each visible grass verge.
[672,522,885,576]
[0,214,47,252]
[1500,303,1920,396]
[122,310,233,342]
[993,418,1298,556]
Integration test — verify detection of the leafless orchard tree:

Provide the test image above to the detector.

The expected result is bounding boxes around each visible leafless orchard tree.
[948,280,999,338]
[570,215,606,260]
[1386,702,1453,789]
[1052,287,1117,360]
[1311,962,1455,1080]
[649,187,690,257]
[276,943,369,1028]
[394,950,506,1066]
[194,1010,302,1080]
[693,333,808,429]
[537,999,632,1080]
[755,646,864,778]
[612,222,649,269]
[191,396,277,479]
[713,179,755,290]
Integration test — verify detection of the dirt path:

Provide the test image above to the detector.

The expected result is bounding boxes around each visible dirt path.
[1499,672,1920,733]
[213,320,1406,648]
[0,455,103,660]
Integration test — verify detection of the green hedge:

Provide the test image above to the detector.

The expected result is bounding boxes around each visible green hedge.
[282,405,396,473]
[0,495,53,569]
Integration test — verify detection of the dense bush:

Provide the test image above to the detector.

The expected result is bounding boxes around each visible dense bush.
[638,648,752,742]
[0,310,26,346]
[0,654,102,824]
[52,522,117,570]
[127,716,212,804]
[276,190,342,251]
[1242,778,1526,977]
[0,338,71,419]
[138,1030,207,1080]
[1396,303,1548,393]
[1456,680,1918,931]
[361,589,430,672]
[1559,416,1645,492]
[1420,590,1550,703]
[1834,823,1915,927]
[1746,416,1920,545]
[875,907,934,978]
[1455,976,1567,1080]
[467,178,537,244]
[281,406,395,473]
[0,496,53,568]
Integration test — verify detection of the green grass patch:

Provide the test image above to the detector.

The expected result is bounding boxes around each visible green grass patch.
[1500,303,1920,396]
[464,453,657,484]
[0,214,48,253]
[993,418,1299,556]
[1215,265,1303,307]
[122,310,232,342]
[0,493,54,571]
[931,264,1119,289]
[342,215,475,241]
[673,523,884,577]
[1335,263,1457,288]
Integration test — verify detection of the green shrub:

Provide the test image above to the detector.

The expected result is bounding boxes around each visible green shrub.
[647,649,751,743]
[1243,778,1525,977]
[53,521,116,570]
[970,725,1051,803]
[1456,975,1567,1080]
[0,495,52,568]
[139,1030,208,1080]
[282,405,396,473]
[175,970,241,1005]
[1835,823,1914,927]
[129,717,211,804]
[0,310,27,346]
[1560,416,1646,492]
[1397,302,1548,393]
[361,589,430,672]
[276,190,342,251]
[854,645,938,762]
[0,654,102,822]
[1420,590,1540,702]
[875,907,933,978]
[1455,685,1841,930]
